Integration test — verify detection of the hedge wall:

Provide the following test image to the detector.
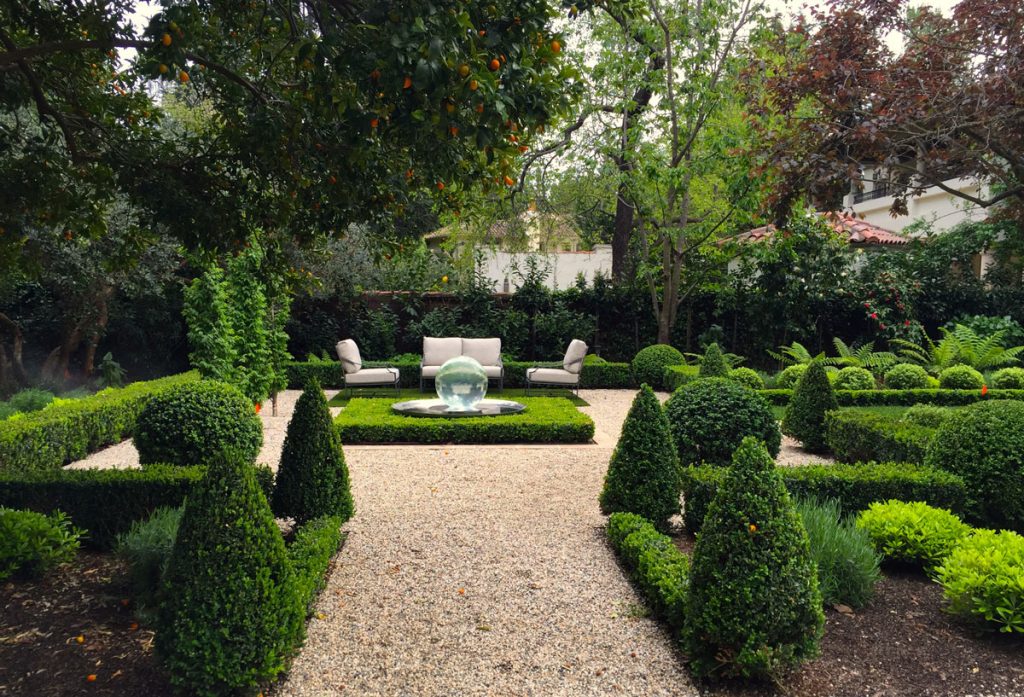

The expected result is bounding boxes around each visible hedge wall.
[758,388,1024,407]
[681,462,966,533]
[288,515,346,614]
[663,365,701,392]
[0,464,274,549]
[286,359,633,390]
[0,372,200,474]
[334,397,595,444]
[824,411,936,464]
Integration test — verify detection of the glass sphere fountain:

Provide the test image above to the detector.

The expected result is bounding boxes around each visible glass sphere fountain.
[391,356,526,418]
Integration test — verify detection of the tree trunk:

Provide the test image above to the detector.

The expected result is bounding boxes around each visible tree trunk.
[82,288,112,377]
[611,186,634,281]
[0,312,28,387]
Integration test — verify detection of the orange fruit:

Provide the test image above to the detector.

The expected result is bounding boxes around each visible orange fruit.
[551,40,562,53]
[504,175,515,186]
[478,29,486,37]
[161,33,172,46]
[469,79,478,91]
[178,70,189,83]
[403,76,412,89]
[370,117,379,128]
[488,58,500,71]
[449,125,459,136]
[475,103,484,113]
[405,168,414,179]
[445,101,455,113]
[519,145,529,152]
[86,674,97,682]
[457,64,470,78]
[158,63,168,74]
[436,181,445,190]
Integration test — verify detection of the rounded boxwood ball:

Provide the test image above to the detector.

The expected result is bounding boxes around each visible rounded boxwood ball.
[992,367,1024,389]
[884,363,930,390]
[834,366,875,391]
[925,400,1024,530]
[135,381,263,467]
[776,364,808,389]
[632,344,686,389]
[938,365,984,390]
[665,378,781,465]
[727,367,765,391]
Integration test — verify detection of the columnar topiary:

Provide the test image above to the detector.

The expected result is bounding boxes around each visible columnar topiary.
[834,366,875,391]
[599,385,681,528]
[937,365,985,390]
[776,364,808,389]
[272,380,355,524]
[925,400,1024,530]
[698,342,730,378]
[135,381,263,467]
[682,438,824,680]
[631,344,686,389]
[665,378,780,465]
[884,363,930,389]
[992,367,1024,389]
[782,362,839,452]
[157,451,303,696]
[727,367,765,390]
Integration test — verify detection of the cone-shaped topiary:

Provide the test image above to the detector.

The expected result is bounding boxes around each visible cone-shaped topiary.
[782,362,838,453]
[599,384,682,528]
[632,344,687,389]
[698,342,730,378]
[682,437,824,680]
[272,379,355,525]
[157,450,304,696]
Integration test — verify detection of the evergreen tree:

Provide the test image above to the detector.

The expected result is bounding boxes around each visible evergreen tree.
[683,437,824,680]
[698,342,730,378]
[182,266,236,384]
[225,243,273,404]
[157,450,303,696]
[272,380,355,524]
[782,361,839,452]
[599,385,681,527]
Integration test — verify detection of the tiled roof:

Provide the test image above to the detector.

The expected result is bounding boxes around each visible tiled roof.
[736,212,909,246]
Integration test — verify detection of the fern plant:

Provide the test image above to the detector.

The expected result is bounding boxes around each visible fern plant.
[767,341,826,367]
[830,339,897,374]
[892,324,1024,375]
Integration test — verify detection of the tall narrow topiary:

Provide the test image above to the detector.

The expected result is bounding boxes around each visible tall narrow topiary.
[782,361,838,452]
[272,380,355,524]
[698,342,730,378]
[157,451,303,696]
[682,437,824,680]
[599,384,681,528]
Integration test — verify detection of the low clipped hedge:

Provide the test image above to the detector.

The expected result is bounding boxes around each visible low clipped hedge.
[606,512,689,631]
[0,464,274,549]
[0,372,200,473]
[288,515,346,614]
[825,411,936,464]
[663,364,701,392]
[285,359,633,390]
[680,462,966,533]
[757,388,1024,406]
[334,397,594,444]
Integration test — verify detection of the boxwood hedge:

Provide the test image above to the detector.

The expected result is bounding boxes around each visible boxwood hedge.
[681,462,966,533]
[825,411,936,464]
[334,397,594,444]
[758,388,1024,407]
[0,373,200,473]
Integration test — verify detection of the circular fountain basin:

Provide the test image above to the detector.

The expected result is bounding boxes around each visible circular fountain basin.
[391,398,526,418]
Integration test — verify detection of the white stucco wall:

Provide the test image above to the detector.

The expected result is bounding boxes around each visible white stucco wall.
[478,245,613,291]
[844,177,985,234]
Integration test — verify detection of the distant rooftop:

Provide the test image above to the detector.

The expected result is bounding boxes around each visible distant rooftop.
[735,212,910,247]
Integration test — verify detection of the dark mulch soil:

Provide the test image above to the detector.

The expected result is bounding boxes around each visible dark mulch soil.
[674,535,1024,697]
[0,552,168,697]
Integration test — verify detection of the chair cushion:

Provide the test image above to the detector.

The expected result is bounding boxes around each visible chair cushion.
[345,367,399,385]
[461,338,501,366]
[526,367,579,385]
[422,337,463,366]
[422,365,503,379]
[336,339,362,374]
[562,339,589,374]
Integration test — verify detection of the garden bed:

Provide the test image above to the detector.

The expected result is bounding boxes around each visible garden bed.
[334,397,595,444]
[669,535,1024,697]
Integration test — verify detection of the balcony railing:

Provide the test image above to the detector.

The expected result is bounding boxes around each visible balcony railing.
[853,183,890,204]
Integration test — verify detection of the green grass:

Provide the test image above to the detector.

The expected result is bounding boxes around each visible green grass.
[772,405,912,421]
[327,387,588,407]
[334,397,595,444]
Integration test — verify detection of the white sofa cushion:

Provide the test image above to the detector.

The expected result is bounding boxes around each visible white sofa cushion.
[526,367,580,385]
[345,367,399,385]
[336,339,362,374]
[461,338,501,366]
[422,364,502,379]
[422,337,463,366]
[562,339,588,374]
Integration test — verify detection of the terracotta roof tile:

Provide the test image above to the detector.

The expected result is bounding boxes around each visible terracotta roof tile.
[735,212,909,246]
